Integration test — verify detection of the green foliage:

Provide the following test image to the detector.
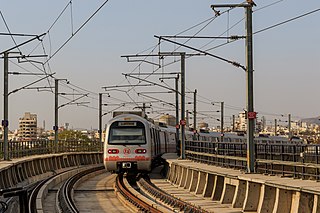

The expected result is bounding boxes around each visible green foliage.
[58,129,91,141]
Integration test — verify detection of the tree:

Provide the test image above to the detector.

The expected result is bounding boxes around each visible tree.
[58,129,91,141]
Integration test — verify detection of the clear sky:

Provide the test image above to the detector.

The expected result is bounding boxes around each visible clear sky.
[1,0,319,130]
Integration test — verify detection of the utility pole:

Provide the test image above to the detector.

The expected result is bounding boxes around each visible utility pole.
[175,76,179,154]
[245,2,255,173]
[54,79,59,152]
[186,110,189,128]
[232,115,235,132]
[193,89,197,132]
[181,52,186,159]
[275,119,277,136]
[211,0,256,173]
[288,113,292,138]
[99,93,102,151]
[98,92,110,151]
[3,52,9,160]
[221,102,224,142]
[2,53,50,159]
[54,78,70,152]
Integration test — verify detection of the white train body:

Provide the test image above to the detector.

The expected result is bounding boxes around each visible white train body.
[104,113,303,173]
[104,114,176,173]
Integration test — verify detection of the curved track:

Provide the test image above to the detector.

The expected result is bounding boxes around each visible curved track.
[26,165,213,213]
[57,166,104,213]
[138,175,210,213]
[115,173,164,213]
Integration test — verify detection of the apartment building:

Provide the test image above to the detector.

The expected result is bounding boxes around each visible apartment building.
[18,112,37,140]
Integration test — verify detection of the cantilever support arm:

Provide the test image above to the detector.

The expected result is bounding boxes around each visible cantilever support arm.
[8,73,55,95]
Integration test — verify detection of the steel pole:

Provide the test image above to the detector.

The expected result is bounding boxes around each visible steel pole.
[193,89,197,132]
[275,119,277,136]
[246,4,255,173]
[180,53,186,159]
[175,76,179,155]
[232,115,235,132]
[99,93,102,151]
[54,79,58,152]
[288,114,291,139]
[221,102,224,142]
[3,52,9,160]
[186,110,189,127]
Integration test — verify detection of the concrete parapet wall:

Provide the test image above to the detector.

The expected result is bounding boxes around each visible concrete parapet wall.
[0,152,102,190]
[164,159,320,213]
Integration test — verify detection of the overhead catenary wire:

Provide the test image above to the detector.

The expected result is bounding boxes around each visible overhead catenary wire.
[44,0,110,64]
[120,5,246,100]
[0,0,108,102]
[3,1,317,128]
[109,1,320,123]
[0,10,21,54]
[254,8,320,35]
[68,1,320,124]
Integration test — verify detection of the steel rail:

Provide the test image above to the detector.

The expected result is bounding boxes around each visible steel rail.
[57,166,104,213]
[138,176,210,213]
[28,177,55,213]
[115,174,162,213]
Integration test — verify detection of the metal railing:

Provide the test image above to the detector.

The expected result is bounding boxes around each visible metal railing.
[0,139,102,160]
[185,140,320,180]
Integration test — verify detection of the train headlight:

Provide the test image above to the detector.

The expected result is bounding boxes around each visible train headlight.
[135,148,147,154]
[107,149,119,154]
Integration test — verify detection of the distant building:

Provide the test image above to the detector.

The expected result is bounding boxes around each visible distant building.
[159,114,176,126]
[198,122,209,130]
[238,111,247,132]
[18,112,37,140]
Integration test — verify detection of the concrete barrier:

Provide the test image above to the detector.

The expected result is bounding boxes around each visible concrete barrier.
[189,169,198,192]
[203,173,214,198]
[164,158,320,213]
[195,171,206,195]
[179,166,187,187]
[0,152,102,190]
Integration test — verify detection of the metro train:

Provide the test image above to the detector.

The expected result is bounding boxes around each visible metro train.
[103,113,303,174]
[103,113,177,174]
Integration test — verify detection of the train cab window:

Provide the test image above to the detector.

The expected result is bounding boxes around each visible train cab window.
[108,121,146,145]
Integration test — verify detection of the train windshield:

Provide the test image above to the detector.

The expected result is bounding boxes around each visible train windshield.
[108,121,146,145]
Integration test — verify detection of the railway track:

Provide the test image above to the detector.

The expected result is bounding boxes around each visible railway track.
[26,165,104,213]
[0,165,100,213]
[115,173,168,213]
[4,165,218,213]
[57,165,104,213]
[28,165,128,213]
[138,175,210,213]
[114,171,211,213]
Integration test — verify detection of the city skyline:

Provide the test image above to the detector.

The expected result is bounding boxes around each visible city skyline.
[1,0,319,130]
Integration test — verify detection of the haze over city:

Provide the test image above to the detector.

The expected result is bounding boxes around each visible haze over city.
[1,0,319,131]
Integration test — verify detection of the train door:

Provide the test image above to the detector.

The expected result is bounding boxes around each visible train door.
[150,129,155,156]
[164,132,168,152]
[158,130,167,153]
[158,130,161,154]
[152,128,159,156]
[155,129,161,155]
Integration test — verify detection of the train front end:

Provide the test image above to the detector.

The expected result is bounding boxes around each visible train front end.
[104,115,151,174]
